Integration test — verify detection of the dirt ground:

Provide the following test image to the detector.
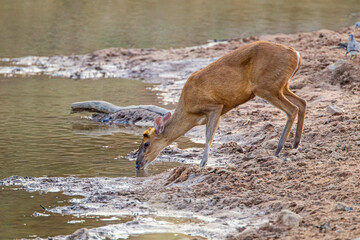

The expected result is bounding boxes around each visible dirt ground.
[110,26,360,239]
[2,26,360,239]
[160,27,360,239]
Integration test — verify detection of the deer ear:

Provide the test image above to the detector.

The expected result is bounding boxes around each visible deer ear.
[163,112,171,122]
[154,112,171,134]
[154,116,164,134]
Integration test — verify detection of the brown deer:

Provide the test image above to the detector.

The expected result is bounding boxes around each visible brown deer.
[136,41,306,169]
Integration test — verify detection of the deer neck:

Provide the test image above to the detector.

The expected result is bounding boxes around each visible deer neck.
[161,102,197,146]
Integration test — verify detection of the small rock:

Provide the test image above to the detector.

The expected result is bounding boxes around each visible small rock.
[335,202,353,211]
[217,169,227,174]
[236,227,257,238]
[259,221,271,230]
[261,123,275,131]
[328,184,336,190]
[327,60,345,72]
[289,149,298,155]
[326,105,343,116]
[235,226,246,232]
[32,211,50,217]
[101,64,118,71]
[317,223,332,233]
[259,221,288,233]
[66,228,89,240]
[262,138,278,150]
[277,209,302,228]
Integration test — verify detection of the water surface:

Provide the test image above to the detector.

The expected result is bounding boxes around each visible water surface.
[0,76,175,179]
[0,76,185,239]
[1,0,359,57]
[1,187,111,239]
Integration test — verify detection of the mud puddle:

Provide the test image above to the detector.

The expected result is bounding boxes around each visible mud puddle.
[1,185,204,240]
[0,186,132,239]
[1,171,264,239]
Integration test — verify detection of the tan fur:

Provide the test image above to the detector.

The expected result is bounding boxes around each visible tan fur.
[136,41,306,169]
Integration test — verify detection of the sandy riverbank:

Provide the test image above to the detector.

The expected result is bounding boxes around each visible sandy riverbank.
[1,26,360,239]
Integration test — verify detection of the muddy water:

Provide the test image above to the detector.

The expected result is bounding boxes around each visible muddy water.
[0,76,176,179]
[0,186,204,239]
[0,187,123,239]
[0,76,183,239]
[1,0,359,57]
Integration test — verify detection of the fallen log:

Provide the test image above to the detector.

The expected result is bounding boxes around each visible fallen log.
[71,100,171,125]
[71,100,170,115]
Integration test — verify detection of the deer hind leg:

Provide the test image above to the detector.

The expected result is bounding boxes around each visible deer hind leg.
[283,85,307,149]
[259,90,299,156]
[200,105,223,167]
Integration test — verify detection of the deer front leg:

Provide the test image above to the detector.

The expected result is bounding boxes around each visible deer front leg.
[200,106,223,167]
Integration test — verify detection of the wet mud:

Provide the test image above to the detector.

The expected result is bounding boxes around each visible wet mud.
[1,26,360,239]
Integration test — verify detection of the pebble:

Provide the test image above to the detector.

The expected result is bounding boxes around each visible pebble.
[289,149,298,155]
[33,211,50,217]
[66,228,89,239]
[327,60,345,72]
[326,105,343,116]
[262,138,278,150]
[259,220,271,230]
[277,209,302,228]
[335,202,353,211]
[317,222,331,233]
[237,227,256,238]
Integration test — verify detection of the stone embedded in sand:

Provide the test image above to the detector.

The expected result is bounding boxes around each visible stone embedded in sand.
[235,227,257,239]
[259,221,288,233]
[326,105,343,115]
[32,211,50,217]
[262,138,278,150]
[327,60,346,72]
[318,223,332,233]
[66,228,89,239]
[276,209,302,228]
[335,202,353,211]
[259,221,271,230]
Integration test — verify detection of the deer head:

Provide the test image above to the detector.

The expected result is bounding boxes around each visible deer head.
[136,112,171,169]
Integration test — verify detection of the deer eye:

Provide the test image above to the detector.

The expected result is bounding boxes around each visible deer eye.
[144,142,150,148]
